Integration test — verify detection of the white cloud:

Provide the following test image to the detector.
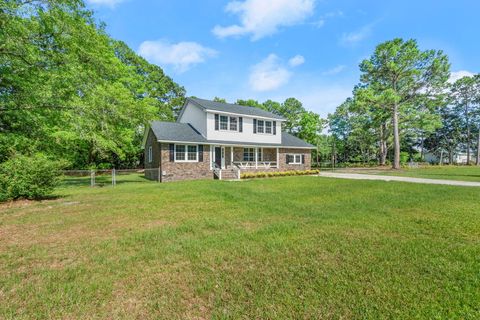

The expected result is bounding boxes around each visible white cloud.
[449,70,475,83]
[321,65,346,76]
[312,19,325,28]
[138,40,217,73]
[312,10,343,28]
[86,0,124,8]
[340,24,373,46]
[249,54,291,91]
[213,0,316,40]
[288,55,305,67]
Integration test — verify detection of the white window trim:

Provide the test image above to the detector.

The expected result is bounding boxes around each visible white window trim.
[219,115,229,131]
[219,115,239,132]
[288,154,302,165]
[255,119,274,135]
[229,116,238,131]
[174,144,198,162]
[243,147,255,162]
[148,146,153,163]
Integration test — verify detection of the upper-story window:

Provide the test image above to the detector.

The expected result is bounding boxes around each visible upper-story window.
[219,115,228,130]
[257,120,264,133]
[254,119,276,135]
[265,121,272,134]
[230,117,237,131]
[215,114,242,132]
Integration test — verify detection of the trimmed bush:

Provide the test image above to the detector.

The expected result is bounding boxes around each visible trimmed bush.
[0,154,64,201]
[240,169,320,180]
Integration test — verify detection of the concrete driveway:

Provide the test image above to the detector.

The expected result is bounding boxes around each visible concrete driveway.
[318,172,480,187]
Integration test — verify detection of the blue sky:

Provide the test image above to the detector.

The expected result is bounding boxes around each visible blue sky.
[87,0,480,117]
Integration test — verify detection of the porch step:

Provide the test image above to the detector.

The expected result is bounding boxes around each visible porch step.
[219,169,240,180]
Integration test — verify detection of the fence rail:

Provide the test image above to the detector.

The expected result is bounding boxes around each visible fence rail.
[61,168,160,187]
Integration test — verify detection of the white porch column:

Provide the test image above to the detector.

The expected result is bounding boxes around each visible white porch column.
[276,147,279,168]
[230,147,233,166]
[255,147,258,169]
[210,147,213,170]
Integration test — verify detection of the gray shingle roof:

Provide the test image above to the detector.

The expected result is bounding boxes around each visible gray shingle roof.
[149,121,314,148]
[150,121,207,143]
[187,97,285,120]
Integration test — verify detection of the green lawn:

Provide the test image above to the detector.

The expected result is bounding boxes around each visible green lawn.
[1,175,479,319]
[376,166,480,182]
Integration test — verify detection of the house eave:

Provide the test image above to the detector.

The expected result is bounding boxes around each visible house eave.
[203,109,285,121]
[156,139,315,149]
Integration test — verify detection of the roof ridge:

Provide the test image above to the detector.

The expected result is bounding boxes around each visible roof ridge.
[187,97,285,120]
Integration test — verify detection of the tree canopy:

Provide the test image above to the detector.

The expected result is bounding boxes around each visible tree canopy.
[0,0,185,168]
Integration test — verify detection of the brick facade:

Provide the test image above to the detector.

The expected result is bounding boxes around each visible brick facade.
[159,143,212,182]
[144,129,161,181]
[145,139,311,182]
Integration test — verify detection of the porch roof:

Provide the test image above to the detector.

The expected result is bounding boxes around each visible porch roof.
[149,121,315,149]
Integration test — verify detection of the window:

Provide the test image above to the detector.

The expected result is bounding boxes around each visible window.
[287,154,302,164]
[175,145,185,161]
[148,146,153,163]
[220,115,228,130]
[257,120,264,133]
[175,144,198,162]
[230,117,237,131]
[254,119,273,135]
[187,145,197,161]
[243,148,254,161]
[265,121,272,134]
[257,148,263,161]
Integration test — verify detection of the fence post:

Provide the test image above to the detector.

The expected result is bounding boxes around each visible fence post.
[90,169,95,187]
[112,168,116,187]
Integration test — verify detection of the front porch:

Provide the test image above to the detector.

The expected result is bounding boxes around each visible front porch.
[211,146,279,171]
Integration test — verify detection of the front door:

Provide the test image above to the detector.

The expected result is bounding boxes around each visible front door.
[214,147,222,168]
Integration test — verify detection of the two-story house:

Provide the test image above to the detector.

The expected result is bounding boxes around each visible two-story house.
[143,97,314,181]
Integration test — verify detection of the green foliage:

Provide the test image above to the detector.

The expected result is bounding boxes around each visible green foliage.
[358,38,450,168]
[0,0,184,169]
[240,169,319,179]
[0,154,64,201]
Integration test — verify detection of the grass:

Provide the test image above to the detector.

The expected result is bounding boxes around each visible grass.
[1,174,479,319]
[375,165,480,182]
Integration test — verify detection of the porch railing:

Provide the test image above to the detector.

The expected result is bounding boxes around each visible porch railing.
[233,161,278,169]
[212,162,221,180]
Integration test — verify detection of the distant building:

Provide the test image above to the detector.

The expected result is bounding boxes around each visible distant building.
[424,151,475,164]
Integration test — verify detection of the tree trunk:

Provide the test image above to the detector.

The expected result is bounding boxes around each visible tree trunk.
[392,104,401,169]
[379,124,387,166]
[420,132,425,162]
[332,137,336,170]
[439,149,444,166]
[465,104,471,165]
[476,128,480,166]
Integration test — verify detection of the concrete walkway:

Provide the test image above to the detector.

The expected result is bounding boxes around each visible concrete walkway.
[318,172,480,187]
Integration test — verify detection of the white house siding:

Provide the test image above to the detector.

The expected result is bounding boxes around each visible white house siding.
[205,112,282,144]
[178,102,207,137]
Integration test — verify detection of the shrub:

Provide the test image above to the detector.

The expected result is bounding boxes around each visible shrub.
[240,169,320,180]
[0,154,64,201]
